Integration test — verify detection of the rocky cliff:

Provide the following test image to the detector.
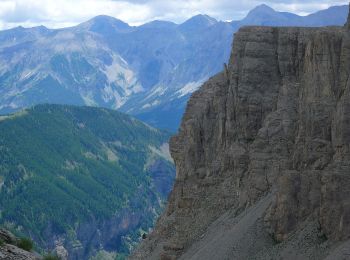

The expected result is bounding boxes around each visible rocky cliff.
[132,5,350,260]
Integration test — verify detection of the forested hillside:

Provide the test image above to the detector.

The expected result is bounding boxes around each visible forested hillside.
[0,104,175,259]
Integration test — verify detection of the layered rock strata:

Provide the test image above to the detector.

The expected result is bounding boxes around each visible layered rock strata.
[132,6,350,260]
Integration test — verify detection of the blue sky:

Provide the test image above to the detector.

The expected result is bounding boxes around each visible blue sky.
[0,0,348,29]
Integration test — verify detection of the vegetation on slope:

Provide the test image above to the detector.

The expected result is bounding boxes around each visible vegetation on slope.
[0,104,174,257]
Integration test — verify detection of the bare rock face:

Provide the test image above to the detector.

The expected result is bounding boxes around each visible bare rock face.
[132,5,350,260]
[0,244,39,260]
[0,229,40,260]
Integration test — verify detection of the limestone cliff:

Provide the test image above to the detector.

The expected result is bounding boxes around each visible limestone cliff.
[132,5,350,260]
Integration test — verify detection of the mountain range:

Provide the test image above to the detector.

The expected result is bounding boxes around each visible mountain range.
[0,4,348,132]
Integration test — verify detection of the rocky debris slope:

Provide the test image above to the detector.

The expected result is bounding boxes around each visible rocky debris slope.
[132,5,350,260]
[0,229,39,259]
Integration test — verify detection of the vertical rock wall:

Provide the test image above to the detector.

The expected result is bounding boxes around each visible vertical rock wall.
[132,8,350,260]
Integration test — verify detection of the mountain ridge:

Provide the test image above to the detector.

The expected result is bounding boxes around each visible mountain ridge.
[0,4,348,131]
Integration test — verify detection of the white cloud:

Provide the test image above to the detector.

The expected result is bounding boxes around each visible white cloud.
[0,0,153,29]
[0,0,348,30]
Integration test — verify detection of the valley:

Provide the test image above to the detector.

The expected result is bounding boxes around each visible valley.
[0,104,175,259]
[0,3,349,260]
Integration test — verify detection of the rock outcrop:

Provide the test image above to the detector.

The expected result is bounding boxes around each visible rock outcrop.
[0,229,40,260]
[132,5,350,260]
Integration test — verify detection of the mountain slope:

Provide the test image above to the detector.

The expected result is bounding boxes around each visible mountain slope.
[0,5,348,131]
[0,104,175,259]
[132,6,350,260]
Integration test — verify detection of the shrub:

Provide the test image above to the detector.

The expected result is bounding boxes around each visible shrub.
[0,239,4,247]
[17,237,33,251]
[43,254,61,260]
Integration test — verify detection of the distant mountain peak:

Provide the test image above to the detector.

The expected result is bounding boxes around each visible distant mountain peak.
[80,15,131,33]
[249,4,276,14]
[193,14,217,22]
[239,3,299,26]
[255,4,274,10]
[89,15,127,24]
[180,14,217,31]
[140,20,177,29]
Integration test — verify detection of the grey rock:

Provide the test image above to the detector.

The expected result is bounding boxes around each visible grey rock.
[131,4,350,260]
[0,229,40,260]
[0,229,17,244]
[0,244,39,260]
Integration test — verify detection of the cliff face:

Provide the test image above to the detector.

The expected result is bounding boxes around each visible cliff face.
[132,7,350,260]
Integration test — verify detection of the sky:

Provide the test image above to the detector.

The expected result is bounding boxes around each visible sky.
[0,0,348,30]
